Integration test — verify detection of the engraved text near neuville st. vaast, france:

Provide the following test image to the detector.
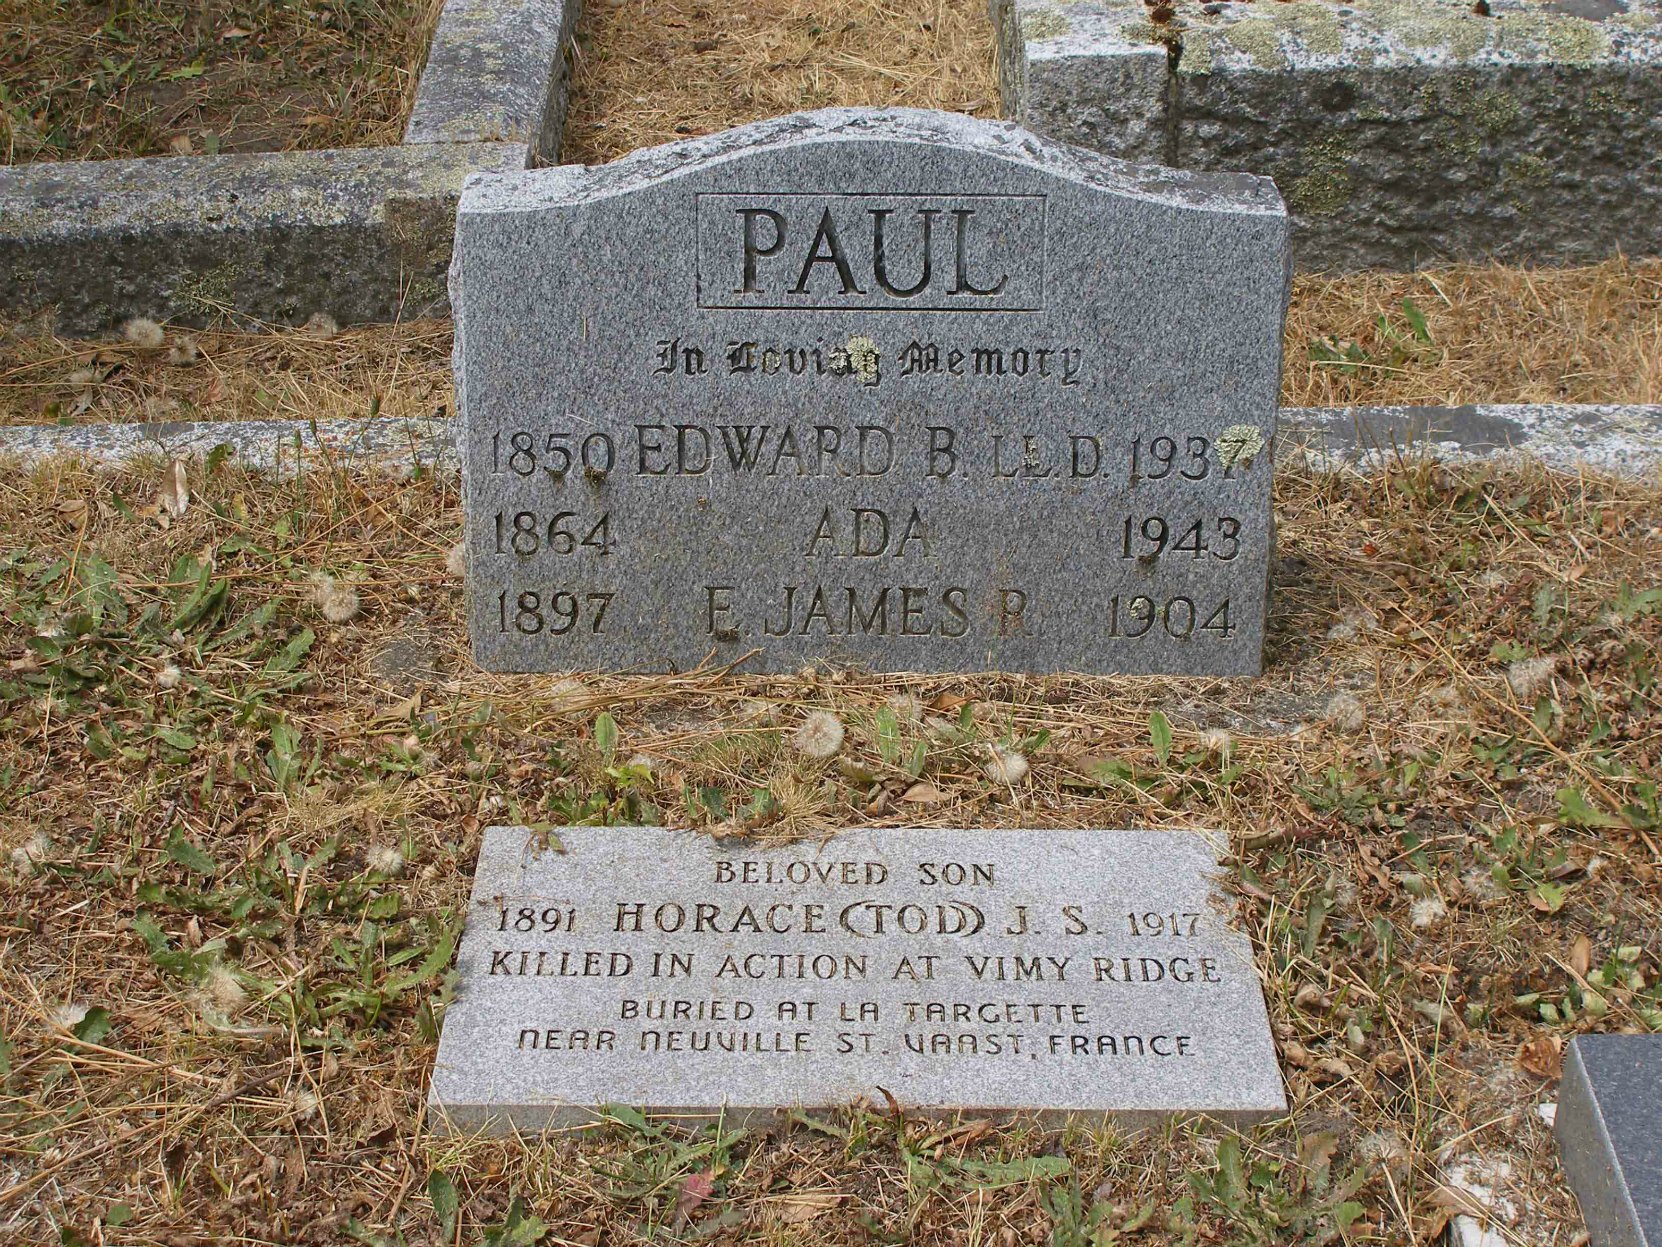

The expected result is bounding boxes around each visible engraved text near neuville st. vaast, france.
[483,851,1228,1063]
[429,824,1286,1126]
[478,192,1264,655]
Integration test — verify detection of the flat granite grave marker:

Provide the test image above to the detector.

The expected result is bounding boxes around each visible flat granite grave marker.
[427,826,1286,1131]
[452,108,1290,675]
[1556,1035,1662,1247]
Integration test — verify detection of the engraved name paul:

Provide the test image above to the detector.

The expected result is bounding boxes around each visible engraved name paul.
[695,193,1046,312]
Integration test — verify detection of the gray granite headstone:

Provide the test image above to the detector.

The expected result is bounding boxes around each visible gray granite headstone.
[452,108,1289,675]
[1556,1035,1662,1247]
[427,825,1286,1131]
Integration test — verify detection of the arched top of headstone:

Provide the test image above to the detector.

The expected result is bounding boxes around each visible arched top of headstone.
[460,107,1285,221]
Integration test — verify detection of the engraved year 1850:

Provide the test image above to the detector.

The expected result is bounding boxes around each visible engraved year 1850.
[490,430,616,481]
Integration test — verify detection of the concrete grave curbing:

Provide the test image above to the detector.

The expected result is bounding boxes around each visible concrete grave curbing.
[0,144,526,336]
[995,0,1662,268]
[404,0,582,163]
[0,0,579,336]
[5,405,1659,477]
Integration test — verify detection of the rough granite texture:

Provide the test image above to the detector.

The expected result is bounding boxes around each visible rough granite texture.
[1280,403,1662,476]
[452,109,1290,676]
[403,0,578,164]
[427,825,1287,1132]
[997,0,1662,267]
[0,417,456,473]
[1556,1035,1662,1247]
[0,144,525,335]
[5,405,1660,480]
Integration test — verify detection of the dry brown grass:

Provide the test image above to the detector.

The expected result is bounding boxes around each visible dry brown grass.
[0,0,443,163]
[562,0,1000,165]
[0,318,452,427]
[1288,257,1662,408]
[4,257,1658,426]
[2,2,1658,1243]
[1,452,1658,1243]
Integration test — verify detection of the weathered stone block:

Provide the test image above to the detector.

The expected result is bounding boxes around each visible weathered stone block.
[428,825,1287,1132]
[997,0,1662,268]
[452,109,1289,676]
[404,0,578,165]
[0,143,525,335]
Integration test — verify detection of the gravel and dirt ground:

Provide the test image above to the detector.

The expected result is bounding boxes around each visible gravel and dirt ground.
[1,448,1658,1244]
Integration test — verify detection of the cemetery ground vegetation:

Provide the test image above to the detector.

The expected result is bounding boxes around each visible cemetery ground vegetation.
[3,256,1660,429]
[562,0,1001,165]
[0,0,443,163]
[1,444,1658,1244]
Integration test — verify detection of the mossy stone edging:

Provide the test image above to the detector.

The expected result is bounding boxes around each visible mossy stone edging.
[997,0,1662,267]
[0,0,578,336]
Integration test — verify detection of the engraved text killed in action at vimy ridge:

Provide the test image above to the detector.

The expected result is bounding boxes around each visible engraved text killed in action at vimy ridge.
[451,109,1291,674]
[428,827,1287,1129]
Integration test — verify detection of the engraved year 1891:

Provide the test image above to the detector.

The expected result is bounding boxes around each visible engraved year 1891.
[497,904,579,933]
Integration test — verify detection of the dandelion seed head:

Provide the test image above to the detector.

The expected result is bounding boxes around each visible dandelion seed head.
[203,962,246,1016]
[123,317,165,350]
[1411,896,1448,930]
[1507,656,1557,699]
[1324,692,1366,733]
[50,1001,90,1030]
[311,574,361,624]
[984,743,1030,785]
[792,711,845,759]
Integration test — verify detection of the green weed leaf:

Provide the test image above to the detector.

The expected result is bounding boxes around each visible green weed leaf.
[166,828,217,876]
[1149,711,1173,764]
[875,706,901,766]
[481,1196,547,1246]
[72,1006,112,1045]
[1401,297,1431,344]
[1558,786,1624,829]
[427,1170,458,1239]
[593,712,618,767]
[386,920,456,996]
